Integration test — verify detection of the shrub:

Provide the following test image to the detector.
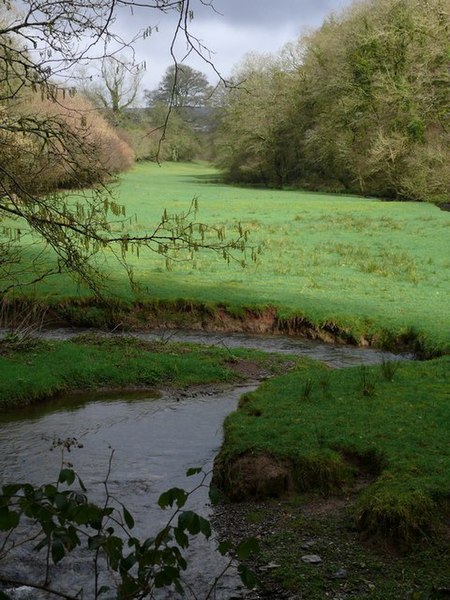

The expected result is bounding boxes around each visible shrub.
[1,92,134,195]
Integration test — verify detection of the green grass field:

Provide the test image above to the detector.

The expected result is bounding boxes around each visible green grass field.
[7,161,450,352]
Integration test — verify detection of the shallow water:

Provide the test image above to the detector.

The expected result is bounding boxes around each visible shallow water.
[0,385,256,599]
[6,326,412,367]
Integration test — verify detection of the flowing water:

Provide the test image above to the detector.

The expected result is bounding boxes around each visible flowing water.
[0,385,258,599]
[0,329,411,598]
[13,326,411,367]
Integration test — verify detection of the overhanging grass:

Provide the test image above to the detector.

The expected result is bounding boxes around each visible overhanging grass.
[214,356,450,542]
[4,161,450,353]
[0,336,295,410]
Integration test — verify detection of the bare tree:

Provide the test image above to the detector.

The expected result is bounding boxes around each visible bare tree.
[81,56,144,121]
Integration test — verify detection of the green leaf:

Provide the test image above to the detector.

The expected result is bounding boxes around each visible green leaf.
[55,493,68,510]
[58,469,75,486]
[0,592,12,599]
[88,534,107,550]
[118,578,140,597]
[34,536,49,552]
[142,536,155,551]
[2,484,22,497]
[178,511,204,535]
[51,539,65,564]
[178,510,197,534]
[73,503,101,526]
[218,540,233,555]
[238,564,257,589]
[154,566,180,588]
[174,527,189,549]
[158,487,188,509]
[97,586,110,596]
[44,484,57,499]
[198,515,211,539]
[0,507,20,531]
[122,506,135,530]
[236,538,260,561]
[120,552,136,572]
[127,536,139,548]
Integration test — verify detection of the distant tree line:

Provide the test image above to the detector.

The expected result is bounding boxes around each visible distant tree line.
[215,0,449,202]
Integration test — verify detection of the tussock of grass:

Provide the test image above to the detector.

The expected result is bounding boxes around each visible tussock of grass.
[215,356,450,542]
[355,483,438,542]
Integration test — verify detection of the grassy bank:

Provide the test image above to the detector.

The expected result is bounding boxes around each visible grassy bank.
[4,162,449,355]
[0,335,296,411]
[213,356,450,544]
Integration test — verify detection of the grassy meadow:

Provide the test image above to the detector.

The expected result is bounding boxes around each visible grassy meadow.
[6,161,450,353]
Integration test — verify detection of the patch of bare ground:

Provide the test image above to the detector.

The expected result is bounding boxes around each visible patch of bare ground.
[212,495,359,600]
[224,357,296,382]
[212,490,450,599]
[214,453,295,502]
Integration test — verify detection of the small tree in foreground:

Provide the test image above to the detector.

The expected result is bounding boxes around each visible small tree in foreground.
[0,448,259,599]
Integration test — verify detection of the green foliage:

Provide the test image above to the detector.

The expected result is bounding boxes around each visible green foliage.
[147,102,204,162]
[215,356,450,542]
[216,0,450,202]
[0,3,248,296]
[146,64,213,110]
[138,63,215,163]
[0,461,259,598]
[215,54,299,188]
[380,356,400,380]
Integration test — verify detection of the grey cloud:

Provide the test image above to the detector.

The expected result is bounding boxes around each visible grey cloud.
[195,0,349,27]
[112,0,354,88]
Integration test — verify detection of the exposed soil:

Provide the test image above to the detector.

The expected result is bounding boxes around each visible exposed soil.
[215,453,295,502]
[212,494,363,600]
[2,297,434,356]
[212,492,450,599]
[65,301,359,345]
[224,357,295,381]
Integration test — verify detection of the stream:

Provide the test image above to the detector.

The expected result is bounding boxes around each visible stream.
[0,329,411,598]
[12,326,411,367]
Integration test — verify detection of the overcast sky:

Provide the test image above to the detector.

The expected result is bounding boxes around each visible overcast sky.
[115,0,355,93]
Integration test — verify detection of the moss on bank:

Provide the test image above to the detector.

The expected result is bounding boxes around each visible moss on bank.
[213,356,450,544]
